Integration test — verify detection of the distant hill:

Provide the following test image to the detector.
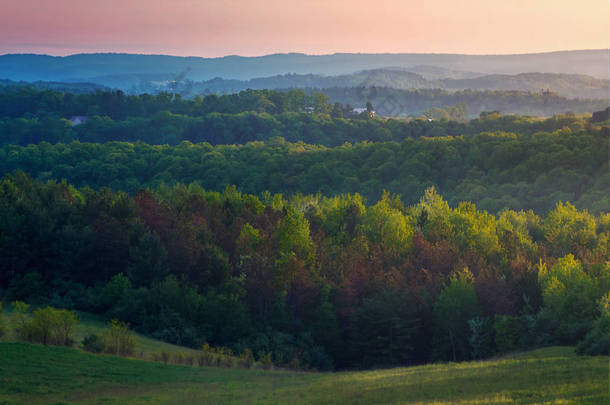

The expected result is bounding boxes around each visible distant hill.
[443,73,610,99]
[387,65,483,80]
[0,78,109,93]
[189,70,609,100]
[191,69,436,94]
[0,50,608,84]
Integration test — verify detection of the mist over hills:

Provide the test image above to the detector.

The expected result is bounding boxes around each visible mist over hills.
[186,70,609,100]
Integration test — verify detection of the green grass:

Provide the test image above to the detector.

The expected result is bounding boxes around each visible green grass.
[0,343,607,405]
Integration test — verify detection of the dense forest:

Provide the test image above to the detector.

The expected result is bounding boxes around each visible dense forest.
[0,84,608,370]
[1,173,608,369]
[1,127,608,213]
[0,87,609,214]
[0,86,607,147]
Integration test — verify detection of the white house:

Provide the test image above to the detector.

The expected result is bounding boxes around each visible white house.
[69,116,89,125]
[353,108,375,117]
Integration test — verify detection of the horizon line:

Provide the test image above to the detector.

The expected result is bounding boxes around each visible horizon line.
[1,48,608,60]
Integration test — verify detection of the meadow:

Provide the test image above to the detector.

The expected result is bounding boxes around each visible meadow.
[0,342,607,405]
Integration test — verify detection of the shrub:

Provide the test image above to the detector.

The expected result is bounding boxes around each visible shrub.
[257,351,273,370]
[101,319,136,356]
[197,348,214,366]
[184,353,194,366]
[239,348,255,368]
[289,354,302,370]
[152,350,171,365]
[221,354,236,368]
[18,306,77,346]
[173,352,184,365]
[82,334,104,353]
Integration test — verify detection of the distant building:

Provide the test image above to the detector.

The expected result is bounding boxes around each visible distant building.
[69,116,89,125]
[353,108,375,117]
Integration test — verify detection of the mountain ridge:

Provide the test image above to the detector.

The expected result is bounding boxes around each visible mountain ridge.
[1,49,608,82]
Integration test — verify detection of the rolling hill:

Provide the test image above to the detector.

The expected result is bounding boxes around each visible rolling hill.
[0,343,607,404]
[443,72,610,99]
[190,70,609,100]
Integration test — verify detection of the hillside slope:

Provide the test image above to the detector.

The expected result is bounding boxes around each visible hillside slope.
[0,343,606,405]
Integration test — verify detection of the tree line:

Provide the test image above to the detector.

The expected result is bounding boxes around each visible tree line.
[1,126,608,213]
[0,86,606,148]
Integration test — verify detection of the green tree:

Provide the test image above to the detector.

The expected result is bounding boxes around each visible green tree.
[538,255,599,328]
[576,293,610,355]
[544,202,596,257]
[20,307,77,346]
[101,319,137,356]
[432,269,481,361]
[12,301,30,339]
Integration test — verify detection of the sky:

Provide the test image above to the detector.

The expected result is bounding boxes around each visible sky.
[0,0,608,57]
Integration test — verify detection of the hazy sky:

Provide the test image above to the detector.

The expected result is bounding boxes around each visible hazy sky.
[1,0,608,56]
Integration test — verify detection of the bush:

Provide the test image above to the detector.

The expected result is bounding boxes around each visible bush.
[184,353,195,366]
[239,348,255,368]
[257,351,273,370]
[173,352,184,365]
[221,354,236,368]
[197,346,214,367]
[101,319,136,356]
[18,306,77,346]
[82,334,105,353]
[151,350,171,365]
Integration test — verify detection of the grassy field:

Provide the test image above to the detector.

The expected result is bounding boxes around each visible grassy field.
[0,342,607,405]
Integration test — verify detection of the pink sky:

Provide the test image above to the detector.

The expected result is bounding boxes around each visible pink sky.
[1,0,608,56]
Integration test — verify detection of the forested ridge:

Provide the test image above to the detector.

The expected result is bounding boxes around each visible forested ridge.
[183,71,609,100]
[1,173,608,369]
[2,127,608,213]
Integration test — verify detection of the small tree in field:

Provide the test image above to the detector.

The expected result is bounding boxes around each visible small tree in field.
[101,319,136,356]
[19,307,78,346]
[54,309,78,346]
[12,301,30,340]
[28,307,58,345]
